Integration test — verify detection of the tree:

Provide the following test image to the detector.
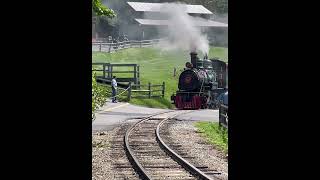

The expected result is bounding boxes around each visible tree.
[92,0,116,120]
[92,72,107,120]
[92,0,116,17]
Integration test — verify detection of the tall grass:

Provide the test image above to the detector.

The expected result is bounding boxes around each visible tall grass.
[194,122,228,153]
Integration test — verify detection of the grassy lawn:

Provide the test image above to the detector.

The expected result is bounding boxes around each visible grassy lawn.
[194,122,228,154]
[92,47,228,108]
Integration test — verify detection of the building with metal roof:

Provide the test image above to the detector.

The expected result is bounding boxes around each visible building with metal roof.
[127,2,213,14]
[134,18,228,28]
[125,2,227,46]
[127,2,227,28]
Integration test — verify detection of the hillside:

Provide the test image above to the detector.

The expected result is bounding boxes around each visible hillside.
[92,47,228,108]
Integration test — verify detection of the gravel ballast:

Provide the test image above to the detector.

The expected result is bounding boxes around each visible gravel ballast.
[93,119,228,179]
[92,124,139,180]
[162,119,228,179]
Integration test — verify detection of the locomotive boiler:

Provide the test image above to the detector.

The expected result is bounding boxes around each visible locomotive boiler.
[171,51,227,109]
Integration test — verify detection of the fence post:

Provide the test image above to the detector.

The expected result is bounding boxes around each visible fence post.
[127,82,132,101]
[107,64,110,78]
[218,105,228,129]
[148,82,151,98]
[219,105,221,127]
[110,65,113,78]
[137,65,140,87]
[134,65,137,84]
[102,64,106,78]
[99,42,102,52]
[162,82,165,98]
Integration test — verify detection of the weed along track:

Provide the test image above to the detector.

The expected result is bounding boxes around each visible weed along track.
[124,111,217,180]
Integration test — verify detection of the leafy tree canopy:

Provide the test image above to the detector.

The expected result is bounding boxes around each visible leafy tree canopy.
[93,0,116,17]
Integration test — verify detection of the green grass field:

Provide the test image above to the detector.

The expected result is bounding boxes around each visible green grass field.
[194,122,228,154]
[92,47,228,108]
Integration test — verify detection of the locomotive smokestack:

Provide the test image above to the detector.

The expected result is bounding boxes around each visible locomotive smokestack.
[190,52,198,68]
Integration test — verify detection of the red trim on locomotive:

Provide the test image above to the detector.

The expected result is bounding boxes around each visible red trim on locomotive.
[174,95,202,110]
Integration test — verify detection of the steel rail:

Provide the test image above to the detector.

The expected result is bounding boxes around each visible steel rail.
[156,115,215,180]
[123,110,174,180]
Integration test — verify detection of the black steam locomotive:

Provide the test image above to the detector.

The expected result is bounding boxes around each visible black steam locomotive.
[171,52,228,109]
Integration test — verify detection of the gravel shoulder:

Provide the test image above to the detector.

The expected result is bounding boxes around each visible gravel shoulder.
[92,124,139,180]
[163,119,228,179]
[92,129,114,179]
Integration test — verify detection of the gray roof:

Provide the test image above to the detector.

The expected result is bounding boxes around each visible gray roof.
[127,2,213,14]
[135,19,228,28]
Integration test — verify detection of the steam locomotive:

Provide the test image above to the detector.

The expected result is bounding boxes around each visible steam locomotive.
[171,52,228,109]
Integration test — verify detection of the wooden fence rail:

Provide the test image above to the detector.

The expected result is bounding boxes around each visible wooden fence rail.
[92,63,140,85]
[95,79,166,101]
[92,39,163,53]
[127,82,165,101]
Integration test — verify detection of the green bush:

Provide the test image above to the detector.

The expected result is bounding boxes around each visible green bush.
[92,72,107,120]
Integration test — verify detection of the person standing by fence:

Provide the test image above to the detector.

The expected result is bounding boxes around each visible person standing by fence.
[111,76,118,103]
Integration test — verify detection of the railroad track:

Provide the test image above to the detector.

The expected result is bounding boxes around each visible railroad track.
[124,110,218,180]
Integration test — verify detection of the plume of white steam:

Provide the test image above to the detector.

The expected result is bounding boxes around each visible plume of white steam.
[150,3,209,55]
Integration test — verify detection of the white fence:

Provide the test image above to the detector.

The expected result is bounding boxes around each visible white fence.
[92,39,163,52]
